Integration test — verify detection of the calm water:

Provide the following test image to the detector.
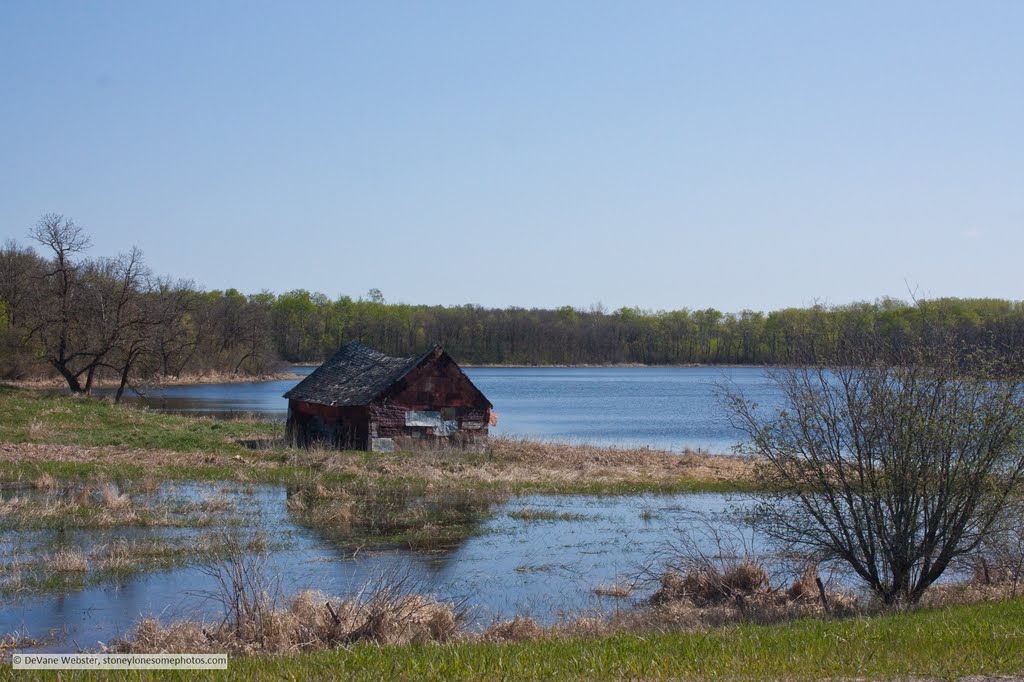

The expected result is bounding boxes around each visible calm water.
[12,368,790,649]
[0,485,757,650]
[106,366,783,452]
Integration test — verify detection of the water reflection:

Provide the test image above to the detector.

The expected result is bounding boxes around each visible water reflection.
[1,483,756,651]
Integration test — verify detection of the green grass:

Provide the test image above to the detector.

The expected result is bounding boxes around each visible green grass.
[0,389,758,495]
[0,385,276,453]
[9,598,1023,680]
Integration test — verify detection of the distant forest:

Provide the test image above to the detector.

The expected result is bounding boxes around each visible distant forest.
[3,216,1024,394]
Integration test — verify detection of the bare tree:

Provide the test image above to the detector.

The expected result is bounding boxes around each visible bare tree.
[21,215,166,396]
[26,214,93,391]
[151,278,198,378]
[77,246,153,393]
[724,340,1024,604]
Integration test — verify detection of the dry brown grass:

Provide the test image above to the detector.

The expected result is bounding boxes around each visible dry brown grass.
[47,548,90,573]
[287,486,353,529]
[919,572,1024,610]
[0,632,51,661]
[0,434,756,494]
[651,561,769,606]
[0,442,278,473]
[288,436,757,491]
[199,493,234,513]
[480,615,545,642]
[100,482,131,510]
[25,419,50,439]
[620,561,861,634]
[0,481,236,529]
[31,472,57,490]
[593,582,634,598]
[110,559,1024,655]
[116,588,463,654]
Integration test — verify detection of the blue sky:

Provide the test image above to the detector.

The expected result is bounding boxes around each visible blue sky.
[1,2,1021,312]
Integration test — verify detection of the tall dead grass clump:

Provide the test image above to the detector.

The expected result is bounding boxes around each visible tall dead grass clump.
[286,486,353,529]
[593,582,633,598]
[116,533,464,654]
[651,561,768,606]
[119,585,463,654]
[480,615,544,642]
[32,472,57,490]
[100,482,132,510]
[48,548,90,573]
[97,540,135,572]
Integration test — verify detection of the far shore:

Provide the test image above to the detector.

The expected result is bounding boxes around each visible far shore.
[294,360,771,369]
[7,362,775,390]
[5,370,304,391]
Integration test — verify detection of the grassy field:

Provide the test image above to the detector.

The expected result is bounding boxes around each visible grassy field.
[5,598,1022,680]
[0,386,758,495]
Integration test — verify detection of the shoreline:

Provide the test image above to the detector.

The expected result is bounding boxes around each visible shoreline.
[462,362,768,369]
[3,371,304,391]
[0,388,754,493]
[5,362,776,392]
[293,360,772,369]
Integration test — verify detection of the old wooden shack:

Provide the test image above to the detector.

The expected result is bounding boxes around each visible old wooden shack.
[283,341,493,451]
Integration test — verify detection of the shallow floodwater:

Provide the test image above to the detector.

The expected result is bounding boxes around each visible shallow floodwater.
[0,484,759,651]
[102,366,783,452]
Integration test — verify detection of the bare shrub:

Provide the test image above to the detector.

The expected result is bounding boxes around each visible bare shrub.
[724,339,1024,605]
[643,508,777,603]
[969,499,1024,597]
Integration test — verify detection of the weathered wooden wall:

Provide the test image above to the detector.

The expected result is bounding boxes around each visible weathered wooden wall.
[286,401,369,449]
[286,349,492,452]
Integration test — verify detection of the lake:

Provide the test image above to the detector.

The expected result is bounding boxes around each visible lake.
[105,366,784,453]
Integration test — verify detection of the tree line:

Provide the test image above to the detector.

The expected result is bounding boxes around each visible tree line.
[3,214,1024,395]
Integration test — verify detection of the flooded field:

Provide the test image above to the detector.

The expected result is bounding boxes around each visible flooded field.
[1,483,760,651]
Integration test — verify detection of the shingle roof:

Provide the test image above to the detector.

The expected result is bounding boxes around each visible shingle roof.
[283,341,435,407]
